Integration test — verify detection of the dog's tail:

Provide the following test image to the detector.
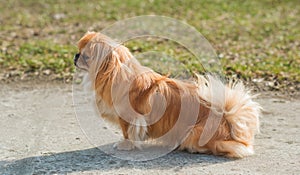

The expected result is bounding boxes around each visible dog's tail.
[196,74,261,156]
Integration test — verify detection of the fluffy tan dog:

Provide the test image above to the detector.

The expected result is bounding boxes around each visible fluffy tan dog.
[74,31,261,158]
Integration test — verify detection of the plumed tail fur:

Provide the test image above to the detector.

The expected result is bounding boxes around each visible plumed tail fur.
[197,74,261,157]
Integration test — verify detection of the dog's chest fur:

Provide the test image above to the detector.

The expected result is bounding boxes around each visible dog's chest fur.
[95,96,119,124]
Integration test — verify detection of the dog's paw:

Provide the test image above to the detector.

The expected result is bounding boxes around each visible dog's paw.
[113,140,135,151]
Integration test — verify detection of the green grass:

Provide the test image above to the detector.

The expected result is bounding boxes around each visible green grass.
[0,0,299,85]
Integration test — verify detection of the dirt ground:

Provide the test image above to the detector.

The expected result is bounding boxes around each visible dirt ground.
[0,82,299,175]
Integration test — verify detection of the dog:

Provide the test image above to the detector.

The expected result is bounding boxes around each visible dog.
[74,31,261,158]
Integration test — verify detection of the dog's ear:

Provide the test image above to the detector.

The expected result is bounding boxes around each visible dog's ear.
[91,44,132,75]
[88,41,113,73]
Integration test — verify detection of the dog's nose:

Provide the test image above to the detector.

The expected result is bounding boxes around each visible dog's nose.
[74,53,80,66]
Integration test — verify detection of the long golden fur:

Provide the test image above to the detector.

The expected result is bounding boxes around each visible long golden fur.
[74,31,261,158]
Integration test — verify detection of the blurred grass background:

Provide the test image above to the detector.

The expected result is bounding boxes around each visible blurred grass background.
[0,0,299,92]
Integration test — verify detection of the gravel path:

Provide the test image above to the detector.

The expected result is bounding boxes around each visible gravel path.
[0,82,299,175]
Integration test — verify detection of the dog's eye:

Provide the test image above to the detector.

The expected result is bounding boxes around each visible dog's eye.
[82,54,90,60]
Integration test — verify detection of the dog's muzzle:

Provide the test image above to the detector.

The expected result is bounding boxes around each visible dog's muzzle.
[74,53,80,66]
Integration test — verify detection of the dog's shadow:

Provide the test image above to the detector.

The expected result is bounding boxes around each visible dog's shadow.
[0,143,232,174]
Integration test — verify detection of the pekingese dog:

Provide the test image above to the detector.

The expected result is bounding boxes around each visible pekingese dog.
[74,31,261,158]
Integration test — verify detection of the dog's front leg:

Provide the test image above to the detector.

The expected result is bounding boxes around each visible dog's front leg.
[113,117,135,150]
[114,117,148,150]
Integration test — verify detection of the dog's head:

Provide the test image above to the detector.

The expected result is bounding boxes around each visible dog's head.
[74,32,132,74]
